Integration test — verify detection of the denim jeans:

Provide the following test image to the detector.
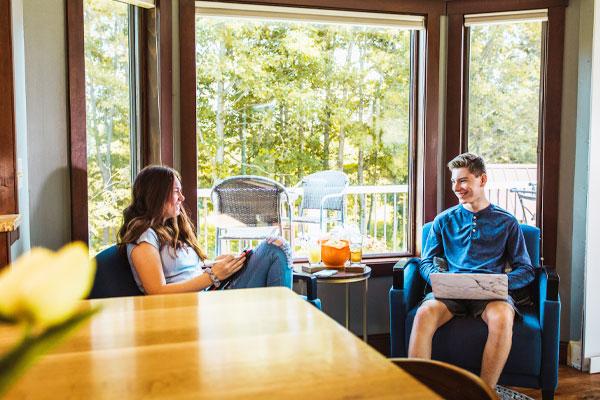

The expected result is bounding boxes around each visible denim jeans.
[228,240,293,289]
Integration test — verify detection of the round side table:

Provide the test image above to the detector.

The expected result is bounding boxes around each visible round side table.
[315,266,371,341]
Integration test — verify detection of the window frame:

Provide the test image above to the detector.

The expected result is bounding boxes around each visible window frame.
[66,0,173,246]
[443,0,567,267]
[179,0,443,271]
[0,0,19,268]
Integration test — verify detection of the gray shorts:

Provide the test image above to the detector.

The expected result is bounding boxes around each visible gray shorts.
[420,292,521,319]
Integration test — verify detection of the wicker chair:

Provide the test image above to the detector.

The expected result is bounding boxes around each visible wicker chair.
[292,170,349,233]
[211,175,293,255]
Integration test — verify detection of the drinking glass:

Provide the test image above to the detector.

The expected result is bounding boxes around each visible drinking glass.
[306,237,321,267]
[349,234,363,265]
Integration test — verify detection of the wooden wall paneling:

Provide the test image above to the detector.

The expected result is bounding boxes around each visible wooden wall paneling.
[158,0,173,167]
[0,233,9,269]
[539,6,565,266]
[143,7,162,166]
[179,0,198,226]
[66,0,89,244]
[139,1,173,168]
[443,13,465,210]
[0,0,18,220]
[423,11,442,223]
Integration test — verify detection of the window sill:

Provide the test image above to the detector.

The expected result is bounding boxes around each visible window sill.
[292,255,416,278]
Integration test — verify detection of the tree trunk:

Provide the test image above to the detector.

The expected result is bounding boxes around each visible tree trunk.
[337,41,353,170]
[323,100,331,171]
[322,32,335,171]
[358,39,366,233]
[214,41,226,180]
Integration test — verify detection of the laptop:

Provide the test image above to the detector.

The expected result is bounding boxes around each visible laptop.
[430,273,508,300]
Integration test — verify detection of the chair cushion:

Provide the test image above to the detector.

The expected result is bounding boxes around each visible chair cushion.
[405,304,541,376]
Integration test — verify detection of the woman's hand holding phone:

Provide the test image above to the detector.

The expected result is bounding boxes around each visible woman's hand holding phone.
[211,254,246,280]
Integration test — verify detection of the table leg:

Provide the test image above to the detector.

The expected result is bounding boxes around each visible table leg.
[345,283,349,329]
[363,278,368,342]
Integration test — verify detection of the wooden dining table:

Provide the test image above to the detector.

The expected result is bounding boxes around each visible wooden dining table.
[0,287,439,399]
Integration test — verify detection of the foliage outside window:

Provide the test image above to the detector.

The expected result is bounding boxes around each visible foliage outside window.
[196,15,415,257]
[84,0,133,254]
[467,21,542,225]
[468,21,542,163]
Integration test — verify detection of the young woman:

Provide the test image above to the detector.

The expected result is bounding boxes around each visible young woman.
[117,165,292,295]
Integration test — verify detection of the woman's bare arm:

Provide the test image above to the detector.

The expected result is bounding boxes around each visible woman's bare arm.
[130,243,245,295]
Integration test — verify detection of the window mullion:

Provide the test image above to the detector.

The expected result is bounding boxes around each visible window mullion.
[128,5,141,179]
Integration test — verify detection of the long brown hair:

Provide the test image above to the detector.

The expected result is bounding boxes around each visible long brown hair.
[117,165,206,260]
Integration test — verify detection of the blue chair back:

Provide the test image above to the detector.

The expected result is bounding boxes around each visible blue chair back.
[520,224,540,267]
[90,245,143,299]
[421,222,540,267]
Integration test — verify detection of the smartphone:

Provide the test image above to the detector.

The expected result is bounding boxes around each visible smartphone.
[239,248,254,262]
[220,248,254,290]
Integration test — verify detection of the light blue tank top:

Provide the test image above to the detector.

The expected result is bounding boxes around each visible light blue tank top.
[126,228,204,293]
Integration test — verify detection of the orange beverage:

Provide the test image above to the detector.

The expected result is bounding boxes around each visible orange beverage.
[350,244,362,264]
[321,239,350,269]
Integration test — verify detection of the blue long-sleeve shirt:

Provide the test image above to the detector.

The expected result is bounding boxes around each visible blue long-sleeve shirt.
[419,204,536,291]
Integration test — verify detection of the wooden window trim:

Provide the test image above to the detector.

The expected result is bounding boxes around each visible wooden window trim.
[179,0,198,224]
[66,0,88,244]
[66,0,174,243]
[179,0,444,262]
[443,0,567,266]
[158,0,174,167]
[445,0,568,15]
[0,0,19,268]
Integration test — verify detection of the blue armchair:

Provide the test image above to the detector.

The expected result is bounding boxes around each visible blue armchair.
[389,223,560,400]
[90,245,322,309]
[89,245,143,299]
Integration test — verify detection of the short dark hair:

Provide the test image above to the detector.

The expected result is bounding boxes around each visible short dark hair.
[447,152,486,177]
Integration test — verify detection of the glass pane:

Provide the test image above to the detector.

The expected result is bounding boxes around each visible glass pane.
[468,22,542,226]
[84,0,132,254]
[196,15,413,257]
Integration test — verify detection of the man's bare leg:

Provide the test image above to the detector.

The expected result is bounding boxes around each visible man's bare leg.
[480,301,515,388]
[408,300,454,359]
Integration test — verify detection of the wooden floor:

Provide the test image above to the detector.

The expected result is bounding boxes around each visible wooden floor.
[512,366,600,399]
[366,335,600,399]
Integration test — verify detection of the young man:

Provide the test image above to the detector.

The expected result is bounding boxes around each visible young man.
[408,152,536,389]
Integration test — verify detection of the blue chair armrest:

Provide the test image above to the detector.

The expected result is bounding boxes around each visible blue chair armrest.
[390,258,424,357]
[392,257,420,289]
[394,258,426,311]
[538,265,561,391]
[293,272,318,301]
[543,266,559,301]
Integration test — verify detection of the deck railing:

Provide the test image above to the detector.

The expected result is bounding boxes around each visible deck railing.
[197,181,536,257]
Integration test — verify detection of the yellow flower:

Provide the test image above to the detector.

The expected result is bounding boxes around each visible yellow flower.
[0,242,96,327]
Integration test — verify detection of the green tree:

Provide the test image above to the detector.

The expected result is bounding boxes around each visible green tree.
[84,0,132,254]
[468,22,542,164]
[196,18,413,254]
